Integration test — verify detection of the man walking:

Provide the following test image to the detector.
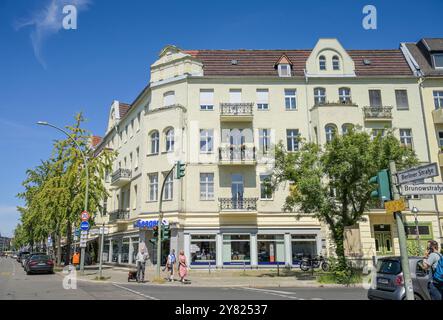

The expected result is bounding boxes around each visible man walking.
[136,248,148,283]
[166,249,176,282]
[423,240,443,300]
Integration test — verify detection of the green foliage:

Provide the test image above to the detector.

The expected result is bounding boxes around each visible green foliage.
[269,128,418,271]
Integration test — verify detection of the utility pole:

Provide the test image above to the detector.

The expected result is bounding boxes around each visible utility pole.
[99,223,105,279]
[412,207,422,255]
[389,161,414,300]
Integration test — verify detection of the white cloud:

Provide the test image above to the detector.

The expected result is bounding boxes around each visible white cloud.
[14,0,91,67]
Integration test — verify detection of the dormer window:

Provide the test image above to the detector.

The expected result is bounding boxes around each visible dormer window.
[332,56,340,70]
[433,54,443,69]
[319,56,326,70]
[278,64,291,77]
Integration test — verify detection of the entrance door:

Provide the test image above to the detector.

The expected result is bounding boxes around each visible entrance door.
[374,225,393,256]
[231,174,244,209]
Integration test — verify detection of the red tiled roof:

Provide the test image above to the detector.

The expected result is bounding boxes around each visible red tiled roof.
[91,136,102,148]
[118,103,131,118]
[183,49,413,77]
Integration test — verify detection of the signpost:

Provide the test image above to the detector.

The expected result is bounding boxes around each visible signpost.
[396,163,438,184]
[80,221,90,231]
[400,183,443,196]
[81,211,90,221]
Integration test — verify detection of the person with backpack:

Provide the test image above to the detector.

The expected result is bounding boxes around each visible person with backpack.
[423,240,443,300]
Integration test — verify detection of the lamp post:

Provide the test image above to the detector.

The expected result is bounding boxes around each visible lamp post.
[37,121,89,274]
[411,206,422,255]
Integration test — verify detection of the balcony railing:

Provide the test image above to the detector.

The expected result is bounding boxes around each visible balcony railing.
[220,103,254,116]
[111,168,132,186]
[108,209,130,221]
[363,106,393,120]
[219,146,256,163]
[219,197,258,211]
[314,100,356,107]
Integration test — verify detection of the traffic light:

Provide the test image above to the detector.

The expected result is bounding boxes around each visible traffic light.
[369,169,392,202]
[153,225,159,238]
[162,225,170,241]
[175,161,186,179]
[149,238,157,246]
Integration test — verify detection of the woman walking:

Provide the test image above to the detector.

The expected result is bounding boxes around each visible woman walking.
[178,250,188,283]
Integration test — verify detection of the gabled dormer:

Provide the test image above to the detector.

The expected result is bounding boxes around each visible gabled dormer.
[275,54,293,77]
[305,39,356,77]
[106,100,131,133]
[417,38,443,70]
[150,45,204,83]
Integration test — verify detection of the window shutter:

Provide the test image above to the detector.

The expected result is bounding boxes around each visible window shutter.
[200,90,214,106]
[256,89,269,104]
[229,89,242,103]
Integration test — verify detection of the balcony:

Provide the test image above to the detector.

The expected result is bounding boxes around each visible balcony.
[439,150,443,167]
[108,209,130,223]
[220,103,254,122]
[219,197,258,213]
[218,145,256,165]
[313,100,357,107]
[363,106,393,121]
[111,168,132,187]
[432,108,443,124]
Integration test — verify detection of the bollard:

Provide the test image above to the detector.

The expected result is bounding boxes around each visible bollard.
[243,261,246,273]
[208,261,211,274]
[277,262,280,277]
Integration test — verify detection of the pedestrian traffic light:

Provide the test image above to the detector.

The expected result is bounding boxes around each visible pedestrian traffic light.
[369,169,392,202]
[175,161,186,179]
[162,225,170,241]
[153,225,159,238]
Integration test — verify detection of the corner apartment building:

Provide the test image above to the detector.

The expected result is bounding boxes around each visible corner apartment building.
[91,38,442,269]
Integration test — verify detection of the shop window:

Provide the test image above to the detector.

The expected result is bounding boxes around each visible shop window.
[131,237,139,264]
[291,234,317,264]
[223,235,250,265]
[111,239,119,263]
[190,235,216,265]
[257,235,285,264]
[121,238,130,263]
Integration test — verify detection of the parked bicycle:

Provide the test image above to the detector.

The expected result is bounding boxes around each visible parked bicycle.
[299,255,330,272]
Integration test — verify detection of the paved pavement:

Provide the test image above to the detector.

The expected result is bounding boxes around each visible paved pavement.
[0,257,368,300]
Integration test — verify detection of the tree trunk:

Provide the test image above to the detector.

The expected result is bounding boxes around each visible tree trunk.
[332,226,348,270]
[56,234,62,266]
[65,220,72,266]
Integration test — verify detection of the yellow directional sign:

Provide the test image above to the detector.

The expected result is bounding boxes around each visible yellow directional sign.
[385,199,406,214]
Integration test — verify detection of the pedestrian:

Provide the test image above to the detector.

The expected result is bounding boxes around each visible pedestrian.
[166,249,176,282]
[72,251,80,268]
[136,248,148,283]
[423,240,443,300]
[178,250,188,283]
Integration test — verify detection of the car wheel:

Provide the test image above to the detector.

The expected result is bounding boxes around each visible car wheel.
[26,270,31,275]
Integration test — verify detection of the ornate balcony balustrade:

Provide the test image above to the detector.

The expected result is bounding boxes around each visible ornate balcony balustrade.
[219,197,258,211]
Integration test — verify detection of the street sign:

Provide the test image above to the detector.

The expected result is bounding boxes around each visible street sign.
[80,240,87,248]
[81,211,90,221]
[100,227,109,234]
[397,163,439,185]
[80,221,90,231]
[385,199,406,214]
[400,183,443,195]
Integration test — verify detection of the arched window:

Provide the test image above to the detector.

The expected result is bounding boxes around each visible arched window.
[325,125,336,143]
[150,130,159,154]
[332,55,340,70]
[319,55,326,70]
[342,124,354,135]
[339,87,352,104]
[165,128,174,152]
[314,87,326,105]
[163,91,175,107]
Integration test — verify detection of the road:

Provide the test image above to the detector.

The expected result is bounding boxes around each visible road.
[0,257,368,300]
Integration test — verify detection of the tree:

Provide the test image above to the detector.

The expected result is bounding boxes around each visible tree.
[268,128,418,270]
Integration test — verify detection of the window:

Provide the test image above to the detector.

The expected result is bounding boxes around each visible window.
[369,90,382,107]
[163,173,173,200]
[395,90,409,110]
[256,89,269,110]
[129,119,134,138]
[292,234,317,262]
[339,87,351,104]
[319,55,326,70]
[150,131,159,154]
[165,128,174,152]
[135,147,139,169]
[260,175,272,200]
[190,235,216,265]
[223,235,250,264]
[433,54,443,69]
[342,124,353,135]
[148,173,158,201]
[129,153,133,171]
[400,129,413,149]
[124,125,128,143]
[163,91,175,107]
[439,132,443,149]
[314,88,326,105]
[372,129,385,140]
[133,185,137,210]
[434,91,443,109]
[325,125,336,143]
[259,129,271,154]
[278,64,291,77]
[119,132,122,148]
[286,129,299,152]
[285,89,297,110]
[332,55,340,70]
[200,89,214,110]
[229,89,242,103]
[136,112,141,132]
[200,173,214,200]
[200,129,214,153]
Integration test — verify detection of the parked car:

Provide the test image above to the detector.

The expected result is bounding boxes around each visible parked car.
[24,254,54,275]
[21,253,31,268]
[17,251,30,263]
[367,256,431,300]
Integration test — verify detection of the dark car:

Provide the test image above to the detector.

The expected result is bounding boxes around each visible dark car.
[17,251,30,263]
[21,253,31,268]
[367,256,431,300]
[25,254,54,275]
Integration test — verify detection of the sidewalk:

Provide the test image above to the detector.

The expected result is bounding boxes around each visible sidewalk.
[64,264,363,288]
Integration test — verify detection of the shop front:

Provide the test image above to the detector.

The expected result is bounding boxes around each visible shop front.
[104,232,140,265]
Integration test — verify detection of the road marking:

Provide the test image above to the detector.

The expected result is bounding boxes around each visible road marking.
[112,283,159,300]
[234,287,303,300]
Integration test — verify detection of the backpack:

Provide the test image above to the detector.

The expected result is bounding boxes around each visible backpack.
[432,253,443,283]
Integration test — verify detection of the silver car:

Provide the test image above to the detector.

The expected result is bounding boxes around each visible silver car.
[368,256,431,300]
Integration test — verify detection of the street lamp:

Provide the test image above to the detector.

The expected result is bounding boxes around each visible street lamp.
[37,121,89,273]
[411,206,422,255]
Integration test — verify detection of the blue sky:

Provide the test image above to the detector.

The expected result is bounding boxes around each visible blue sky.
[0,0,442,237]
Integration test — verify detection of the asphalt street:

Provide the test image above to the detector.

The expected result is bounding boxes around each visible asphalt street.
[0,257,368,300]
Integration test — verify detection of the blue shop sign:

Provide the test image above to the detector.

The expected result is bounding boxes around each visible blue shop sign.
[134,219,169,229]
